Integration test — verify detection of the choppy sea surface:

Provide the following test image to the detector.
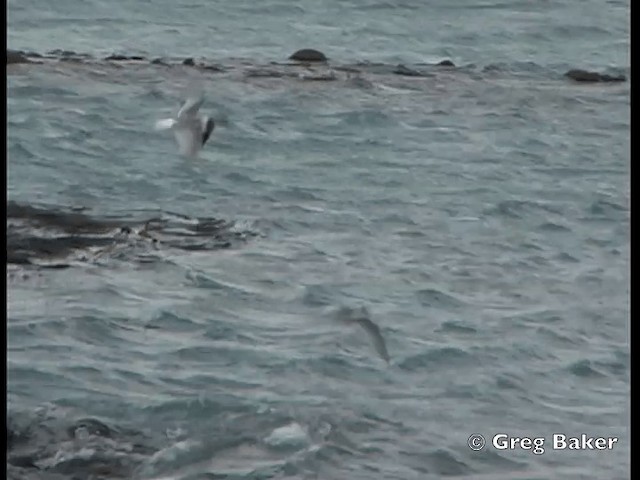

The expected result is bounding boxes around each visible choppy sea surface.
[7,1,630,479]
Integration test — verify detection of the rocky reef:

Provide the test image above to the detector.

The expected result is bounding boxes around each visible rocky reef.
[7,201,258,270]
[8,48,626,84]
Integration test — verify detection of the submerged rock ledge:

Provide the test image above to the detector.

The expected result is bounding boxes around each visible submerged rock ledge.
[7,201,259,270]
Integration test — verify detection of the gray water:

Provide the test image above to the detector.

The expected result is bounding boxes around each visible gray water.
[7,1,630,479]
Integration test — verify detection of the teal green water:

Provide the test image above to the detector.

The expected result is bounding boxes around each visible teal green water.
[7,1,629,479]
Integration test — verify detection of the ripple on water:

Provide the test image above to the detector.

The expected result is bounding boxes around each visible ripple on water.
[567,359,607,379]
[144,309,203,332]
[586,197,628,219]
[534,325,584,348]
[421,448,472,477]
[415,288,469,309]
[494,372,528,393]
[593,355,629,381]
[301,284,338,307]
[398,346,475,371]
[535,221,571,233]
[554,251,581,263]
[486,199,565,219]
[7,140,39,161]
[436,320,478,335]
[10,83,79,98]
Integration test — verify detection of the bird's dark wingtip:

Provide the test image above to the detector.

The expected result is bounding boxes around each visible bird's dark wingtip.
[201,118,215,146]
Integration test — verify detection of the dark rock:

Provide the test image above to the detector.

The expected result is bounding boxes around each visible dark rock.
[59,57,85,63]
[67,418,114,439]
[438,59,455,67]
[183,57,195,66]
[393,64,424,77]
[49,457,129,477]
[202,64,224,72]
[42,50,91,62]
[47,49,81,57]
[482,63,504,73]
[105,54,145,61]
[8,234,114,260]
[7,201,256,268]
[8,201,122,234]
[289,48,327,62]
[6,426,29,450]
[151,57,169,66]
[245,68,285,78]
[565,69,626,83]
[7,252,35,265]
[594,73,626,82]
[7,50,31,65]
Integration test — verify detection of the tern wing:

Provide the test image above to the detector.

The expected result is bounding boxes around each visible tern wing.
[173,124,202,157]
[177,95,205,120]
[354,317,390,364]
[201,117,215,146]
[335,306,390,364]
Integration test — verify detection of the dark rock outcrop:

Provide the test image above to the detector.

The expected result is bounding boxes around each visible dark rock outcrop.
[565,69,626,83]
[105,54,146,61]
[44,50,93,63]
[7,201,257,268]
[9,47,630,89]
[67,418,114,439]
[7,50,32,65]
[201,63,224,72]
[6,415,157,478]
[47,49,81,57]
[245,68,285,78]
[289,48,327,62]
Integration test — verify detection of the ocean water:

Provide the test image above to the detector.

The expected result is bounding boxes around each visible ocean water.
[7,1,630,479]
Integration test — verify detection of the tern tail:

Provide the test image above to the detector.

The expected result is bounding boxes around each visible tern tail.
[155,118,176,131]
